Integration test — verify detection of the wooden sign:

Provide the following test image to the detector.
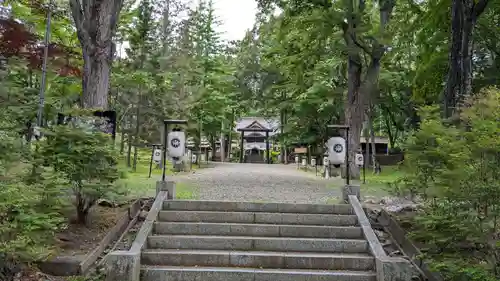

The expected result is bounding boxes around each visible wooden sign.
[294,147,307,154]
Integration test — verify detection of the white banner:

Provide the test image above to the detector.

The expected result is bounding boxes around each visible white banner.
[167,131,186,158]
[355,153,364,166]
[326,137,346,165]
[153,149,162,163]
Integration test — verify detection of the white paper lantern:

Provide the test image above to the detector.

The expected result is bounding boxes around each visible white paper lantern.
[326,137,346,165]
[153,148,162,163]
[167,131,186,158]
[301,158,307,167]
[323,156,329,166]
[311,158,316,166]
[295,156,299,163]
[355,153,364,166]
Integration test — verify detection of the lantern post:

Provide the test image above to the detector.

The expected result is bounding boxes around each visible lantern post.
[157,120,187,199]
[162,119,188,181]
[327,124,360,203]
[149,143,162,178]
[327,125,350,185]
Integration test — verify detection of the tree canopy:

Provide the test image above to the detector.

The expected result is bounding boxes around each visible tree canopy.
[0,0,499,279]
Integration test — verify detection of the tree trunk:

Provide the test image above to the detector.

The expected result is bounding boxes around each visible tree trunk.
[210,135,216,161]
[344,52,363,180]
[341,0,393,180]
[227,111,234,161]
[76,205,89,225]
[120,123,125,154]
[444,0,490,117]
[197,121,202,165]
[126,114,132,167]
[369,109,377,174]
[75,192,90,225]
[364,111,370,171]
[69,0,124,109]
[132,97,141,172]
[162,0,171,55]
[220,120,225,162]
[280,107,287,164]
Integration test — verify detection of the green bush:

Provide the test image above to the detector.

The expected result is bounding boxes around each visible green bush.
[0,176,66,261]
[0,127,66,261]
[39,122,123,224]
[400,88,500,280]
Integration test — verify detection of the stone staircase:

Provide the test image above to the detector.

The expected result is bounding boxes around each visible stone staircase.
[139,200,377,281]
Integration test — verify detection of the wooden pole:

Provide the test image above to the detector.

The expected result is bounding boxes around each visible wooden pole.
[239,130,244,163]
[266,131,270,164]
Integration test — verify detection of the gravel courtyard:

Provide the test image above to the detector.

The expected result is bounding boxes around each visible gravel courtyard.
[171,162,343,203]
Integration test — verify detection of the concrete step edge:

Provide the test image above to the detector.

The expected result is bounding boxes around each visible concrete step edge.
[147,234,367,242]
[146,235,370,253]
[162,200,354,214]
[141,265,377,276]
[159,210,357,216]
[142,249,374,258]
[157,211,359,226]
[153,222,364,238]
[141,249,375,270]
[154,221,362,229]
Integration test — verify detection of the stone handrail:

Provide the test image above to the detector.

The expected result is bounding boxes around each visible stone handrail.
[104,182,174,281]
[348,195,420,281]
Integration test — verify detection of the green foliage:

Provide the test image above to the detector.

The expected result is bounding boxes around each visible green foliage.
[430,259,499,281]
[0,129,66,261]
[39,122,122,224]
[400,88,500,280]
[0,176,66,261]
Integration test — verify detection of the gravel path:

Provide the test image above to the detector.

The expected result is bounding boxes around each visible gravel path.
[170,162,343,203]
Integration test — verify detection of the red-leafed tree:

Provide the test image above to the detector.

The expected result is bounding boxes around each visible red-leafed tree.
[0,17,81,77]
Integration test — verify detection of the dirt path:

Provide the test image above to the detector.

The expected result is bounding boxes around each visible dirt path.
[170,162,343,203]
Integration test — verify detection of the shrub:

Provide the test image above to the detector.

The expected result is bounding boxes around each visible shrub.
[400,88,500,280]
[39,122,122,224]
[0,127,66,261]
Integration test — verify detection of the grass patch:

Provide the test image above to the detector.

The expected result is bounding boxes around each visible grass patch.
[115,148,197,200]
[359,165,406,197]
[363,165,406,185]
[116,170,196,200]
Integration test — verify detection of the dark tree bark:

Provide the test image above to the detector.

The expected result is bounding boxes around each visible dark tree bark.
[444,0,490,117]
[69,0,124,109]
[132,98,141,172]
[227,110,234,161]
[126,114,132,167]
[280,107,286,164]
[342,0,394,180]
[120,122,125,154]
[75,191,95,224]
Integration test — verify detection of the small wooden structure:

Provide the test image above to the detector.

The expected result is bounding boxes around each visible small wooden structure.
[237,126,273,164]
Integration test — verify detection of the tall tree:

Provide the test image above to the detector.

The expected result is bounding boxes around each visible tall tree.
[69,0,124,109]
[443,0,491,117]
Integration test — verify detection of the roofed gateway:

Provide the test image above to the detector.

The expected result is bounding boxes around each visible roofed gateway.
[235,117,280,164]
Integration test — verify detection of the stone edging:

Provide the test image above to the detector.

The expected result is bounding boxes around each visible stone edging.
[37,199,142,276]
[348,195,420,281]
[376,209,443,281]
[103,181,175,281]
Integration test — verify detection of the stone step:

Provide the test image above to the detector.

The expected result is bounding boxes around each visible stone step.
[147,235,369,253]
[141,249,375,271]
[141,266,377,281]
[157,211,358,226]
[153,222,364,239]
[163,200,354,215]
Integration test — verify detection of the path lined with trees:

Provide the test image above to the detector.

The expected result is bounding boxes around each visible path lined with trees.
[171,162,343,203]
[0,0,499,280]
